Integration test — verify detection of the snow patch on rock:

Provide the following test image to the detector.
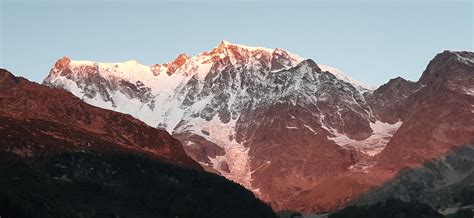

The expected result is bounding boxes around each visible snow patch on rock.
[454,52,474,66]
[329,120,403,156]
[462,88,474,96]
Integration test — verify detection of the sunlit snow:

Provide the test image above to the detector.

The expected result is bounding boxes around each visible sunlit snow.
[328,120,402,156]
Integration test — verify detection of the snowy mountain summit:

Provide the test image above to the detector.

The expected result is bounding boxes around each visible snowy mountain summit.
[44,41,403,207]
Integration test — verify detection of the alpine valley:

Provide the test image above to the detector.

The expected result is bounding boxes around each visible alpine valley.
[2,41,473,216]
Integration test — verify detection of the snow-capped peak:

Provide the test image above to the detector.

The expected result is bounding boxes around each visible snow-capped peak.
[206,41,372,90]
[124,60,140,64]
[216,40,275,53]
[48,41,372,92]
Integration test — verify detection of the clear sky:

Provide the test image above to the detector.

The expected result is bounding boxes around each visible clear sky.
[1,0,472,86]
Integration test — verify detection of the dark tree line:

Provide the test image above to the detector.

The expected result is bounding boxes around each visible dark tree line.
[329,198,444,218]
[0,151,275,218]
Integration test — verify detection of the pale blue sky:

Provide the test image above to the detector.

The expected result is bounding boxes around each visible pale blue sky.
[1,0,472,86]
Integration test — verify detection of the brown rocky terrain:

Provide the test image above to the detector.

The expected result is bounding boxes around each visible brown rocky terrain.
[377,51,474,169]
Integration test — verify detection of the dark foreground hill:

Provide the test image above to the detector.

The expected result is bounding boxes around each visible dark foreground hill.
[0,150,275,218]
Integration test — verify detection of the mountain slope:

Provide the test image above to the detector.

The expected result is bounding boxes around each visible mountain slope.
[377,51,474,169]
[0,69,275,217]
[1,69,199,169]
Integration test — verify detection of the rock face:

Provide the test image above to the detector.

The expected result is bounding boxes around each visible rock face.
[376,51,474,170]
[341,50,474,213]
[42,42,474,213]
[366,77,421,123]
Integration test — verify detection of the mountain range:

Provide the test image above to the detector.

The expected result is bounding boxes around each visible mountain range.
[1,41,473,215]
